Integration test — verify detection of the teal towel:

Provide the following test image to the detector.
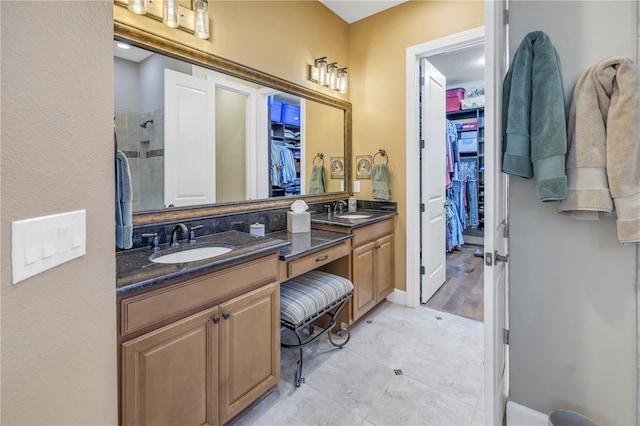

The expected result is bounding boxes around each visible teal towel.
[502,31,567,202]
[308,165,326,194]
[372,164,391,200]
[116,150,133,249]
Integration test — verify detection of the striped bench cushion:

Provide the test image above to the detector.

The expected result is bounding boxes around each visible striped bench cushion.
[280,271,354,326]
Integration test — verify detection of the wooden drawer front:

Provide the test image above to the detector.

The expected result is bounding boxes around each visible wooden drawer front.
[286,240,351,280]
[121,254,279,336]
[352,219,394,247]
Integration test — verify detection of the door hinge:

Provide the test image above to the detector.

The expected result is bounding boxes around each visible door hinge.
[503,328,510,345]
[504,8,509,25]
[420,203,425,213]
[419,76,425,86]
[420,139,425,149]
[420,266,425,275]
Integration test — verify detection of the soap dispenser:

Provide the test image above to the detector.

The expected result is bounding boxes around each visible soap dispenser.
[348,196,357,213]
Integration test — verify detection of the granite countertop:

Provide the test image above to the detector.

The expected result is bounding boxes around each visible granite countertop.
[116,230,290,296]
[267,229,354,261]
[309,209,398,228]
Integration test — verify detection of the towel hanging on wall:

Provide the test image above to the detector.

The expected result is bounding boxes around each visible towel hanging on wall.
[557,56,640,243]
[116,150,133,249]
[502,30,567,202]
[372,149,391,200]
[308,164,326,194]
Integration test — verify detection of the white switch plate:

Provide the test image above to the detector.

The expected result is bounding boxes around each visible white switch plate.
[353,181,361,193]
[12,210,86,284]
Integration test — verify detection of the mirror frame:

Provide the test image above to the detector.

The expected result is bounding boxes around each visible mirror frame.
[115,22,352,226]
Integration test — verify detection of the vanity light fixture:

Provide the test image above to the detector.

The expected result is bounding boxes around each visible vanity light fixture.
[114,0,210,40]
[308,58,347,94]
[327,62,338,90]
[193,0,209,39]
[163,0,180,28]
[338,68,348,94]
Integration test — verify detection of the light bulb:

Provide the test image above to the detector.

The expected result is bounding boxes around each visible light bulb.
[328,63,338,90]
[316,57,328,86]
[128,0,147,14]
[163,0,180,28]
[194,0,209,39]
[338,68,348,94]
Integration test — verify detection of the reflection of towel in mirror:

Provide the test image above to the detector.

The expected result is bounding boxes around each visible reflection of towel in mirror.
[116,150,133,249]
[372,164,391,200]
[308,165,326,194]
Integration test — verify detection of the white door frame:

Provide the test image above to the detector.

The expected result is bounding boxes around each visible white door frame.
[404,26,485,308]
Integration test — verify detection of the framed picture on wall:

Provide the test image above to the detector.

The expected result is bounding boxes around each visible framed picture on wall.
[356,155,372,179]
[330,156,344,179]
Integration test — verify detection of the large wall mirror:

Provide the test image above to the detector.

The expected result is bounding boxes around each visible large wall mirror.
[114,23,352,225]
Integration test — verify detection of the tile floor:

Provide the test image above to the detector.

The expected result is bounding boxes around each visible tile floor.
[231,301,485,426]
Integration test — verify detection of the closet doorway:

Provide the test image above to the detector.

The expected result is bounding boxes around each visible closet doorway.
[423,45,486,321]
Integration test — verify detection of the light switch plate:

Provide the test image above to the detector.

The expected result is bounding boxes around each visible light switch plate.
[12,210,86,284]
[353,181,361,193]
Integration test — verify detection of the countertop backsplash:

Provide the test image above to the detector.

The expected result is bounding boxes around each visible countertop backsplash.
[124,200,397,251]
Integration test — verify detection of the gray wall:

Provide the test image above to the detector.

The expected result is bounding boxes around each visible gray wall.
[509,2,638,424]
[1,2,117,423]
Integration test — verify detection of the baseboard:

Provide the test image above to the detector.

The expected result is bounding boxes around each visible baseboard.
[386,289,407,305]
[506,401,548,426]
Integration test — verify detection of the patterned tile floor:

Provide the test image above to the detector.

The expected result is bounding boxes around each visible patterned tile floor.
[230,301,485,426]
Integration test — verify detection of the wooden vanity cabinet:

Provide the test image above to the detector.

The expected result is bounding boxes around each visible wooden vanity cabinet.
[351,220,395,321]
[312,218,395,324]
[119,254,280,426]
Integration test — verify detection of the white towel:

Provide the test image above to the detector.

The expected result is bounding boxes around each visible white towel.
[116,150,133,249]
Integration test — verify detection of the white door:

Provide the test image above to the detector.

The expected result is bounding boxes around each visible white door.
[420,58,447,304]
[164,69,216,207]
[484,1,510,424]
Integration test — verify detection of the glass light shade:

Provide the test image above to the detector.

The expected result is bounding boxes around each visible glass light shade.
[316,57,328,86]
[338,68,348,94]
[328,63,338,90]
[128,0,147,14]
[194,0,209,39]
[163,0,180,28]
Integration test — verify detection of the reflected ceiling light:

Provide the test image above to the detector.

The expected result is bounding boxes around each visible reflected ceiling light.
[116,42,131,49]
[308,57,347,94]
[114,0,210,40]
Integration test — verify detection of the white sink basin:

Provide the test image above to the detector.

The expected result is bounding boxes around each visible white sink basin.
[336,214,371,220]
[150,245,233,264]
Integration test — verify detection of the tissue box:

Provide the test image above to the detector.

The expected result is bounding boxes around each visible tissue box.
[287,211,310,233]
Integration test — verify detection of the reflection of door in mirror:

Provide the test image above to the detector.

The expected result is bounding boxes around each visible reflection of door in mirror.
[269,94,304,197]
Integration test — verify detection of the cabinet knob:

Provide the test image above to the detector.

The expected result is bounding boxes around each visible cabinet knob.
[212,316,220,324]
[374,245,382,249]
[222,312,230,320]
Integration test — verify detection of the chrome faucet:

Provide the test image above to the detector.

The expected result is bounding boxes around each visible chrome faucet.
[170,223,188,246]
[333,200,347,214]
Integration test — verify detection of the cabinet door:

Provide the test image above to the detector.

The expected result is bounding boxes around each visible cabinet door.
[352,241,377,321]
[374,233,395,301]
[121,307,219,426]
[218,282,280,424]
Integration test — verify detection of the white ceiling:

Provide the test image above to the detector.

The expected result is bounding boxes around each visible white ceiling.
[427,44,485,88]
[319,0,408,23]
[114,41,153,62]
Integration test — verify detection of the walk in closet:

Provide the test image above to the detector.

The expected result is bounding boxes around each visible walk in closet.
[422,45,485,322]
[269,95,301,197]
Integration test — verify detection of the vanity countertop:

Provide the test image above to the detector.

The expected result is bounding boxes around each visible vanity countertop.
[116,230,290,296]
[309,209,398,228]
[267,229,354,261]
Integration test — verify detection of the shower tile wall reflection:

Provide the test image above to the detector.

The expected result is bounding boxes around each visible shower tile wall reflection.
[115,108,164,211]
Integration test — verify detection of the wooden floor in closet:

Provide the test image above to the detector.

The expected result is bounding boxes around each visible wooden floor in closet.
[424,244,484,322]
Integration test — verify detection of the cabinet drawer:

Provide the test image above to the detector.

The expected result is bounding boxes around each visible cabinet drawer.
[121,254,279,336]
[285,240,351,280]
[352,219,394,247]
